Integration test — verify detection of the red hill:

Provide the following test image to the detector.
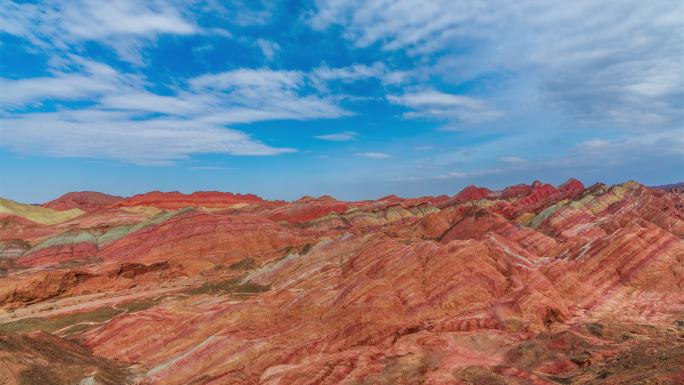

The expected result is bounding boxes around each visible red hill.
[42,191,124,212]
[454,184,493,202]
[112,190,267,209]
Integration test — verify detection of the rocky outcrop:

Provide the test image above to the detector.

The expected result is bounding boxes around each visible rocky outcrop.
[0,330,132,385]
[0,270,94,308]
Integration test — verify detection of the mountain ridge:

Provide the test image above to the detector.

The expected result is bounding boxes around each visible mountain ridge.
[0,179,682,385]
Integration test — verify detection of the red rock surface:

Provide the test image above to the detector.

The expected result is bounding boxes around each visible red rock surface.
[558,178,585,198]
[454,185,493,202]
[266,195,350,224]
[1,179,683,385]
[502,183,534,198]
[98,210,310,268]
[113,191,269,209]
[43,191,124,211]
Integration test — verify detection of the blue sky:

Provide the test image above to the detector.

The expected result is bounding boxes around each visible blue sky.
[1,0,682,202]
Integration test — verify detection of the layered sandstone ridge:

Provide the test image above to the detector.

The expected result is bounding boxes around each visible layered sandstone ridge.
[0,180,683,385]
[113,191,270,209]
[43,191,124,212]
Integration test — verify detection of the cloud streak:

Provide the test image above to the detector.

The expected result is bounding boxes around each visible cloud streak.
[357,152,392,159]
[388,90,504,124]
[311,0,684,129]
[314,131,359,141]
[256,39,280,61]
[1,0,201,64]
[0,61,359,164]
[1,110,294,165]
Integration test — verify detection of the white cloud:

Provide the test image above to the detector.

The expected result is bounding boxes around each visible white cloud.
[2,63,350,120]
[1,74,112,107]
[203,1,276,27]
[579,139,611,150]
[356,152,392,159]
[314,131,359,141]
[436,171,467,179]
[0,59,133,107]
[0,110,294,165]
[388,89,504,123]
[439,168,504,179]
[190,68,303,91]
[309,0,503,51]
[256,39,280,61]
[476,129,684,176]
[310,0,684,128]
[0,0,199,64]
[99,92,210,116]
[499,156,527,165]
[414,146,435,151]
[312,62,414,87]
[393,167,505,183]
[313,62,384,82]
[61,1,196,38]
[441,130,684,181]
[381,70,416,85]
[193,44,215,54]
[188,166,240,170]
[576,130,684,157]
[187,68,351,124]
[0,61,355,164]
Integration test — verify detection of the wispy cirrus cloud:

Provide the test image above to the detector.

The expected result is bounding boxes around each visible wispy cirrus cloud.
[312,62,415,88]
[311,0,684,129]
[205,0,276,27]
[1,60,350,123]
[575,129,684,158]
[187,68,350,124]
[388,89,504,125]
[0,109,294,165]
[499,156,527,165]
[0,0,202,64]
[314,131,359,141]
[256,39,280,61]
[188,166,240,171]
[356,152,392,159]
[0,60,359,164]
[313,62,384,82]
[414,146,435,151]
[391,168,504,183]
[393,127,684,187]
[0,59,135,107]
[0,0,197,41]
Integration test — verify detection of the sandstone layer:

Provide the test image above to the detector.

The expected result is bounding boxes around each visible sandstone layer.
[0,181,682,385]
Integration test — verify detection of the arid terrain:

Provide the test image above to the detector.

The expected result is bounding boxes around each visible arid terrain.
[0,180,683,385]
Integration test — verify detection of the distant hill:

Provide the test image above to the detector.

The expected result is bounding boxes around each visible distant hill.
[651,182,684,191]
[42,191,124,212]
